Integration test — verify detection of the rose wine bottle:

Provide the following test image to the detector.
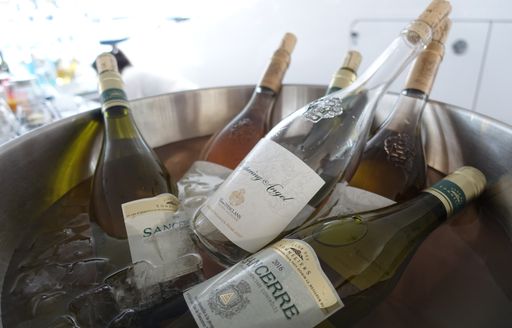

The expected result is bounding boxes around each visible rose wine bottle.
[200,33,297,169]
[193,0,452,266]
[141,166,485,328]
[349,19,452,201]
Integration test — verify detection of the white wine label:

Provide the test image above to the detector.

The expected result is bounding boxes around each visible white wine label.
[122,194,201,286]
[201,139,325,253]
[184,239,342,328]
[271,239,339,308]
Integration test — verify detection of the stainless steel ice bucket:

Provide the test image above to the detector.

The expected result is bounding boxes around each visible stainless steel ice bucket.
[1,85,511,327]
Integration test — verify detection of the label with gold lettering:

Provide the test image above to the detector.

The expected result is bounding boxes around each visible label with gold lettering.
[184,239,342,328]
[122,193,200,284]
[201,138,325,253]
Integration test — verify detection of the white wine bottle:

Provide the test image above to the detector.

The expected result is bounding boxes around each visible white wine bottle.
[192,0,452,266]
[90,53,179,241]
[326,50,362,95]
[200,33,297,169]
[349,19,452,202]
[140,166,486,328]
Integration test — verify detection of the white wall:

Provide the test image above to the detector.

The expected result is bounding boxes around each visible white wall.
[117,0,512,125]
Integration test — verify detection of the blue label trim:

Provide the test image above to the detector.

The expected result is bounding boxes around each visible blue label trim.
[430,180,466,214]
[101,88,128,104]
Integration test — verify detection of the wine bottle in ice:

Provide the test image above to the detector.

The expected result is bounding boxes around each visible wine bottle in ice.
[349,19,452,201]
[90,53,179,268]
[192,0,452,266]
[142,166,486,328]
[200,33,297,169]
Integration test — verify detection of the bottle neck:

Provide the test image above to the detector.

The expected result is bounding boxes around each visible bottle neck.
[379,88,428,132]
[98,70,130,112]
[98,71,140,139]
[326,67,357,95]
[403,40,444,95]
[349,27,429,94]
[258,48,291,93]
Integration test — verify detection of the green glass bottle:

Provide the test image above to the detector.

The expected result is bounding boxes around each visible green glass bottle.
[90,53,178,241]
[137,166,485,328]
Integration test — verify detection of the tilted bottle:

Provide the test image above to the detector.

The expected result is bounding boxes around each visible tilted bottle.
[192,0,452,266]
[140,166,486,328]
[283,50,362,231]
[349,19,452,202]
[90,53,179,241]
[200,33,297,169]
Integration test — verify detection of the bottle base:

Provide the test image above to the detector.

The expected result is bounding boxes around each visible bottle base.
[191,211,250,266]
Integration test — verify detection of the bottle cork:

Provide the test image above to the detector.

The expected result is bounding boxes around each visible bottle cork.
[404,18,451,94]
[328,50,362,91]
[418,0,452,30]
[280,32,297,56]
[96,53,119,74]
[260,32,297,92]
[407,0,452,45]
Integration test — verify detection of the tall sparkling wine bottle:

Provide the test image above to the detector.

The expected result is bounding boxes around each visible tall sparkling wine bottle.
[200,32,297,169]
[192,0,452,266]
[349,19,452,201]
[90,53,179,245]
[141,166,486,328]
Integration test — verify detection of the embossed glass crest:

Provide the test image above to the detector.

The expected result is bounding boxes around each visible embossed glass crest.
[303,96,344,123]
[384,132,415,171]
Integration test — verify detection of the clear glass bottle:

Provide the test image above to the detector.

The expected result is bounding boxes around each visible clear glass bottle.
[200,33,297,169]
[193,0,452,266]
[141,166,486,328]
[284,50,362,231]
[349,19,451,201]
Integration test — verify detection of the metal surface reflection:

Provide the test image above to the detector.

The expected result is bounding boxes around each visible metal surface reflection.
[0,85,511,326]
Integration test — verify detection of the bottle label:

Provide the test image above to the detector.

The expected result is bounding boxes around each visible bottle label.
[121,193,201,285]
[98,71,130,110]
[425,179,466,215]
[184,239,342,328]
[201,139,325,253]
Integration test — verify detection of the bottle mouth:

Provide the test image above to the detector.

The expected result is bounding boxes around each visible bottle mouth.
[402,20,432,48]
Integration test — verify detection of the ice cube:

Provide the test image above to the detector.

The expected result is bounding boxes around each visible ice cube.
[68,284,120,328]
